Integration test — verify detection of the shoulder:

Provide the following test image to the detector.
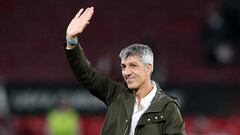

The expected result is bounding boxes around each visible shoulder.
[154,89,180,109]
[158,91,183,119]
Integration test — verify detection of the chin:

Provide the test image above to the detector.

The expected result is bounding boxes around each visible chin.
[127,83,138,89]
[127,85,135,89]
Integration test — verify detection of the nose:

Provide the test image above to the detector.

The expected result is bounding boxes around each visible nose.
[122,66,131,76]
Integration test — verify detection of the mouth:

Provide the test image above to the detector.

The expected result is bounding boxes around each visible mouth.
[126,77,135,82]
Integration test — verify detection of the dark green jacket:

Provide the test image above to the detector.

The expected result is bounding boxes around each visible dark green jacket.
[64,44,186,135]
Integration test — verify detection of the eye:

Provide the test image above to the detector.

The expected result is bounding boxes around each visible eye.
[130,64,137,68]
[121,64,126,70]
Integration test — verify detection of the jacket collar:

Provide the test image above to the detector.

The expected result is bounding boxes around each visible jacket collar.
[122,82,166,118]
[122,91,134,119]
[144,83,167,113]
[145,83,180,113]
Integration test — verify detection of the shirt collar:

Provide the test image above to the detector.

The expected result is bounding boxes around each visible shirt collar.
[135,81,157,107]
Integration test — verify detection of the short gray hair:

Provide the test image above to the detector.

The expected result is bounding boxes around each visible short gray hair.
[119,44,154,67]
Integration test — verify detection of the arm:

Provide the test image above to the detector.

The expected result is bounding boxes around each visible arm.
[64,7,124,106]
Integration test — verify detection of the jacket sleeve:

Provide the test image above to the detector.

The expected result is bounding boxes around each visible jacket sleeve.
[64,43,124,106]
[163,102,186,135]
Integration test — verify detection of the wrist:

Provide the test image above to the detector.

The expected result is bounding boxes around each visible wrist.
[66,35,78,46]
[66,34,75,40]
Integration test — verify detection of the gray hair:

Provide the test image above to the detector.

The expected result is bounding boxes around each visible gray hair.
[119,44,154,68]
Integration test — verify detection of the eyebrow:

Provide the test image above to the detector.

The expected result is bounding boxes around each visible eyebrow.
[129,62,138,65]
[121,62,138,66]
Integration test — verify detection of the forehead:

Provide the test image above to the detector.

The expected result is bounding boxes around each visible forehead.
[121,55,143,64]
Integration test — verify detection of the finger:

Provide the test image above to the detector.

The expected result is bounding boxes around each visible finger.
[82,7,91,16]
[81,6,93,17]
[80,7,94,21]
[86,7,94,21]
[86,7,94,15]
[75,8,84,18]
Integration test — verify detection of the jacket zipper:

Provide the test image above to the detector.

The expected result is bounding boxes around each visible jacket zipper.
[123,125,129,135]
[124,118,132,135]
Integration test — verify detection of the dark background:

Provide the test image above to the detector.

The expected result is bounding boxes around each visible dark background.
[0,0,240,134]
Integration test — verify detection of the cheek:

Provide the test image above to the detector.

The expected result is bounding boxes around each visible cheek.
[135,70,147,79]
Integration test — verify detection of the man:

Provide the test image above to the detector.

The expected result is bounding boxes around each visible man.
[64,7,186,135]
[46,98,81,135]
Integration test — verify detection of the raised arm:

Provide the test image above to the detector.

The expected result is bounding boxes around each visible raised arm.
[66,7,94,49]
[64,7,124,106]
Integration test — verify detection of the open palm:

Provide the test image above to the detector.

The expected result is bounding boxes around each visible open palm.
[66,7,94,39]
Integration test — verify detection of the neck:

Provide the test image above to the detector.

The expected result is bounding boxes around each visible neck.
[134,79,153,109]
[134,78,153,100]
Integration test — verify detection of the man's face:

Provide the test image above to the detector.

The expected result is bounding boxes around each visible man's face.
[121,55,151,89]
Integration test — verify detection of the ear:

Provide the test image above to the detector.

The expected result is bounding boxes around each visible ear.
[145,64,153,76]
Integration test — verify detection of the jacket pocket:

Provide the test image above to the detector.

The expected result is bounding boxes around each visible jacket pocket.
[135,113,166,135]
[137,112,166,126]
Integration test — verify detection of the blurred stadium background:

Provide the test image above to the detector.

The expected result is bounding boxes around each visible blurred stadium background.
[1,0,240,134]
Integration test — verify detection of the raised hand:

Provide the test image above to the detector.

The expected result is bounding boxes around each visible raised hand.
[66,7,94,39]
